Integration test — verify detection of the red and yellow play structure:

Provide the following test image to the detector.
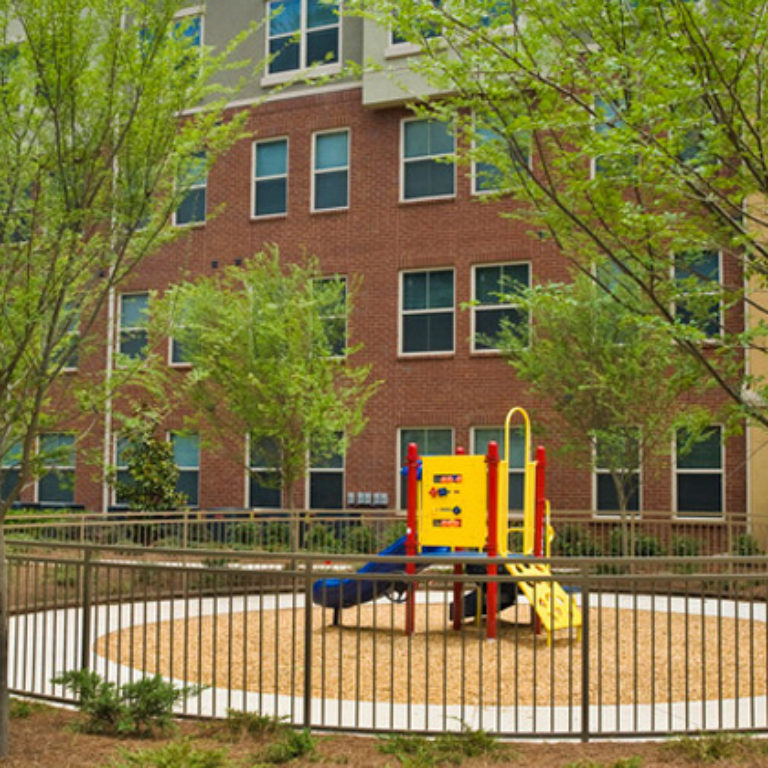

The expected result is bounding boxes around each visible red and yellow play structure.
[403,406,582,644]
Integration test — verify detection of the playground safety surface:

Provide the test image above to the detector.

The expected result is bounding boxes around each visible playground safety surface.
[96,599,766,709]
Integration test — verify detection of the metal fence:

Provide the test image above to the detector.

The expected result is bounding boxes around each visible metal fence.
[7,536,768,740]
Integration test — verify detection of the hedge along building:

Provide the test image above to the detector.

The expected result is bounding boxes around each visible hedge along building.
[6,1,747,531]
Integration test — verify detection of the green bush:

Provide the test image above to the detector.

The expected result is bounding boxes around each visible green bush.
[223,709,285,740]
[343,523,374,554]
[109,741,232,768]
[670,535,702,557]
[733,533,763,557]
[52,670,201,736]
[552,524,602,557]
[262,520,291,552]
[304,523,339,552]
[256,728,316,764]
[608,528,664,557]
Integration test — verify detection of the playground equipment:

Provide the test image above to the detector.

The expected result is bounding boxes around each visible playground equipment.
[312,407,582,645]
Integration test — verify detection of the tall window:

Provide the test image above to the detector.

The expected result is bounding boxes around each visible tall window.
[676,427,723,517]
[118,293,149,361]
[113,435,135,507]
[313,129,349,211]
[253,138,288,217]
[38,433,75,505]
[315,276,347,356]
[674,249,721,338]
[593,94,635,177]
[171,432,199,507]
[473,427,525,510]
[266,0,339,76]
[173,13,202,50]
[472,123,530,195]
[249,436,281,509]
[472,263,529,351]
[400,268,454,354]
[402,118,455,201]
[1,441,21,502]
[594,433,640,515]
[309,440,344,509]
[399,428,453,508]
[175,152,206,226]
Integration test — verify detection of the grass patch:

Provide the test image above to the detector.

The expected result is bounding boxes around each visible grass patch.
[664,732,768,762]
[254,727,317,764]
[221,709,286,741]
[105,740,232,768]
[378,727,512,766]
[564,758,642,768]
[9,697,50,719]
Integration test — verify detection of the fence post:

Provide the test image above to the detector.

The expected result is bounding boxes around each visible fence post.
[303,555,313,728]
[580,565,590,742]
[80,548,93,672]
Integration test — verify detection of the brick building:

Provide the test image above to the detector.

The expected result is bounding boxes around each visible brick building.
[9,0,747,525]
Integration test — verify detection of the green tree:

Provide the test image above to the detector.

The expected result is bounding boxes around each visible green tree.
[113,415,187,512]
[493,274,710,552]
[159,247,379,510]
[350,0,768,426]
[0,0,256,754]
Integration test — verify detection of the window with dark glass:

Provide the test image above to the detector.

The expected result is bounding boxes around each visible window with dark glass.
[1,441,21,502]
[402,119,455,200]
[315,276,347,356]
[674,249,721,338]
[119,293,149,361]
[249,436,281,509]
[266,0,339,75]
[172,432,199,507]
[473,263,529,351]
[309,439,344,509]
[594,434,640,515]
[473,427,525,510]
[313,130,349,211]
[401,269,454,354]
[38,433,75,505]
[676,427,723,516]
[254,138,288,217]
[399,428,452,508]
[175,151,206,225]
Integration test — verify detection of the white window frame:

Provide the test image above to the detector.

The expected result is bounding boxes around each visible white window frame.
[173,152,207,227]
[247,434,282,510]
[399,267,455,357]
[169,431,200,508]
[471,426,526,512]
[592,435,642,519]
[397,427,454,509]
[37,433,75,506]
[117,292,149,364]
[471,122,532,196]
[471,261,530,353]
[112,434,132,508]
[311,128,350,213]
[261,0,342,87]
[252,137,289,220]
[674,425,724,519]
[672,249,723,341]
[307,442,345,510]
[400,117,456,203]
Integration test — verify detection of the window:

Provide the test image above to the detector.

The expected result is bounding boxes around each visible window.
[391,0,441,44]
[399,428,453,508]
[118,293,149,361]
[309,439,344,509]
[593,94,635,177]
[171,432,199,507]
[253,138,288,217]
[114,435,135,507]
[472,263,530,351]
[175,151,206,226]
[674,249,721,338]
[312,129,349,211]
[1,441,21,502]
[55,304,80,370]
[266,0,339,76]
[315,276,347,356]
[249,436,281,509]
[473,427,525,510]
[38,433,75,505]
[173,13,202,51]
[676,427,723,517]
[169,303,194,366]
[400,269,454,354]
[594,433,640,515]
[402,118,455,201]
[472,123,530,195]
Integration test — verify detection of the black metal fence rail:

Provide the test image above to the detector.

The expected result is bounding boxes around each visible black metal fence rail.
[6,538,768,740]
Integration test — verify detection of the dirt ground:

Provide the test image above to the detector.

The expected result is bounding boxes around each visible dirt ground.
[3,704,768,768]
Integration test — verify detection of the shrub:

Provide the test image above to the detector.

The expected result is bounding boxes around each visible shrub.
[262,520,291,551]
[52,670,201,736]
[110,741,232,768]
[256,728,316,764]
[304,523,339,552]
[670,535,702,557]
[223,709,285,740]
[733,533,763,557]
[552,524,602,557]
[343,523,374,554]
[608,528,664,557]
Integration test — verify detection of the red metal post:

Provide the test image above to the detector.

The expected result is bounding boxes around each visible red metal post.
[485,441,500,640]
[453,446,465,630]
[534,445,547,558]
[405,442,419,636]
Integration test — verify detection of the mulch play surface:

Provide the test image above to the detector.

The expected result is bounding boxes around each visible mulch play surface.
[4,705,768,767]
